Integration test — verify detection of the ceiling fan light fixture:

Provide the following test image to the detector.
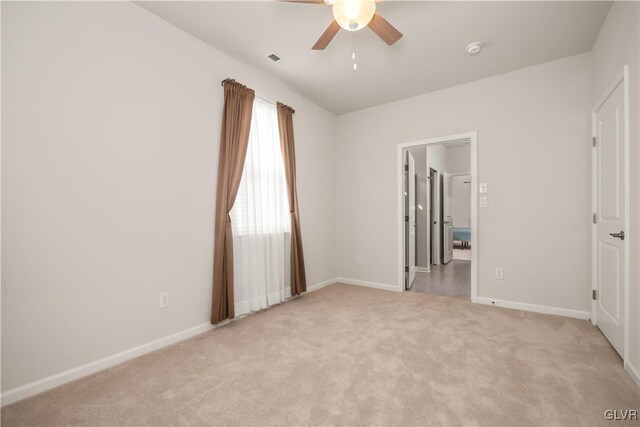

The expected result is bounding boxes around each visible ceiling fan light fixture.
[332,0,376,32]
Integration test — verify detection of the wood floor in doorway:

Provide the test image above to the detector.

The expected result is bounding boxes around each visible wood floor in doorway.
[410,260,470,299]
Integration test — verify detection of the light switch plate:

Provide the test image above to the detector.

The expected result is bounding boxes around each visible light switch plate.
[480,183,488,193]
[480,197,488,207]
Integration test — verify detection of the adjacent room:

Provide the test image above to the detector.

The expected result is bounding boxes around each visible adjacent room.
[404,139,473,300]
[2,1,639,426]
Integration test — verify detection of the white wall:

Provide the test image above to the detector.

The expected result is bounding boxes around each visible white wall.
[1,1,336,393]
[426,144,447,174]
[452,175,471,229]
[336,53,592,313]
[426,143,470,177]
[446,144,471,175]
[591,1,640,382]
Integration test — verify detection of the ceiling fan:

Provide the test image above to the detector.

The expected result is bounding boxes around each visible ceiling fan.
[286,0,403,50]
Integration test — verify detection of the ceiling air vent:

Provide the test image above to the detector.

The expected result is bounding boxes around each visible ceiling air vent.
[266,52,291,69]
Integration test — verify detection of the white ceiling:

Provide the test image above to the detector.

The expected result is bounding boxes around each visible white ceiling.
[137,1,611,114]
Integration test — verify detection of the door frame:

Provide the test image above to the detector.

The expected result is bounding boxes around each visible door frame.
[431,170,442,265]
[397,131,478,302]
[439,173,445,263]
[428,168,437,267]
[404,150,417,289]
[591,65,630,366]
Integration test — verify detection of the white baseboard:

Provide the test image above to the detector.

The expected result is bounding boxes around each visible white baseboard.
[415,267,430,273]
[624,361,640,387]
[307,277,337,292]
[336,277,401,292]
[476,296,591,320]
[1,321,215,407]
[1,278,336,407]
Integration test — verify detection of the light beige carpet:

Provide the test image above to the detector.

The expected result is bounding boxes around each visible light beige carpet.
[2,284,639,426]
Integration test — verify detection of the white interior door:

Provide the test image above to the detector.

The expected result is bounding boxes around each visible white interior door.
[442,172,453,264]
[431,172,441,265]
[426,168,432,268]
[407,152,416,286]
[595,80,626,356]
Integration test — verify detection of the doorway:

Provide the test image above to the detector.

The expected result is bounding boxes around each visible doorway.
[399,133,478,301]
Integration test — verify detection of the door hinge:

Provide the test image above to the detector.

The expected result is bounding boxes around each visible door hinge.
[592,136,597,147]
[592,290,597,300]
[592,213,597,224]
[405,215,409,222]
[404,164,409,172]
[405,266,409,273]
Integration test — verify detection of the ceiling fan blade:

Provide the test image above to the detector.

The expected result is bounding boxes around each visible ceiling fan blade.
[367,12,403,45]
[312,20,341,50]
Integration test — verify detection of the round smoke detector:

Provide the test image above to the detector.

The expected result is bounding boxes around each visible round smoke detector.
[466,42,483,55]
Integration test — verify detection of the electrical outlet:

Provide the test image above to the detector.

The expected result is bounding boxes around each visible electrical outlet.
[356,256,364,265]
[159,292,169,309]
[495,268,504,280]
[480,197,488,208]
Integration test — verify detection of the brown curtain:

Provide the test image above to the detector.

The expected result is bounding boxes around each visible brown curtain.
[211,79,255,324]
[276,102,307,296]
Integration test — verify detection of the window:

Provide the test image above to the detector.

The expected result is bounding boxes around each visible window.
[231,97,291,236]
[230,97,291,316]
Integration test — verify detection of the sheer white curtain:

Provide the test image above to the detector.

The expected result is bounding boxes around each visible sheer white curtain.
[230,97,291,316]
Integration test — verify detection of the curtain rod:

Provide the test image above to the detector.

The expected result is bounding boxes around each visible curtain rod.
[257,95,277,107]
[221,78,295,113]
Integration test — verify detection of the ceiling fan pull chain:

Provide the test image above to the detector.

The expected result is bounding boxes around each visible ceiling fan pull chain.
[352,32,358,70]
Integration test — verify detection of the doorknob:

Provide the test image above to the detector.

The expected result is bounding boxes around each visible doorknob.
[610,231,625,240]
